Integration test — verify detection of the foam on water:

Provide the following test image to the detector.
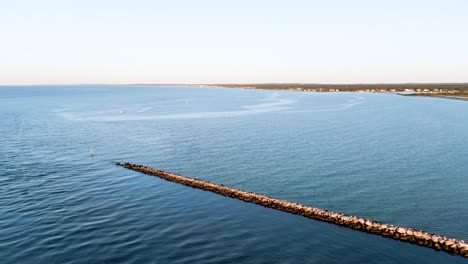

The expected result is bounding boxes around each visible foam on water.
[136,107,152,113]
[57,96,296,122]
[290,97,365,113]
[56,93,367,122]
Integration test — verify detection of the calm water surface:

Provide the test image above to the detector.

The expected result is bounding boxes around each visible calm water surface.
[1,86,467,263]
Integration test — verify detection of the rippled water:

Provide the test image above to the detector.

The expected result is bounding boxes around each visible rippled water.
[1,86,467,263]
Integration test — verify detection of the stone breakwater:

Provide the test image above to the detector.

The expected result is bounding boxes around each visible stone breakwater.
[116,162,468,258]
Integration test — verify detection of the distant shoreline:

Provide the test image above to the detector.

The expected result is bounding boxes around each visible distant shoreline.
[398,94,468,101]
[1,83,467,101]
[193,84,468,101]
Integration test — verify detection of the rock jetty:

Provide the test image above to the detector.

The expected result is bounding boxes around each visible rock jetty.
[116,162,468,258]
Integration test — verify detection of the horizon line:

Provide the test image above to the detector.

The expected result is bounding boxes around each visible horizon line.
[2,82,468,87]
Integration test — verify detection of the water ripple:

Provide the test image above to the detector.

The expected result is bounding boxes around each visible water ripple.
[0,86,467,263]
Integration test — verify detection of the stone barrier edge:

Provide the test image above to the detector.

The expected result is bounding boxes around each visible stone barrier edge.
[116,162,468,258]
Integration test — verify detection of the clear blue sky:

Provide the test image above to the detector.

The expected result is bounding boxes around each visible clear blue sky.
[1,0,467,84]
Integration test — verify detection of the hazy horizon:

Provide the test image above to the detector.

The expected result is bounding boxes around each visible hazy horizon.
[2,0,468,85]
[3,82,468,87]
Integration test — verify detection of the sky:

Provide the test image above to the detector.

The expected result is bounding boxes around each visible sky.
[1,0,468,85]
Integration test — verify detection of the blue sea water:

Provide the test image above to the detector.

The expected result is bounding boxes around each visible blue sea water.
[0,86,467,263]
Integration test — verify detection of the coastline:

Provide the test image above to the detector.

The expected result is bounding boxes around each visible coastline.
[399,94,468,101]
[192,84,468,101]
[2,83,467,101]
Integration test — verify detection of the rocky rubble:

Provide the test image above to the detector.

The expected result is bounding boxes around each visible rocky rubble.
[116,162,468,258]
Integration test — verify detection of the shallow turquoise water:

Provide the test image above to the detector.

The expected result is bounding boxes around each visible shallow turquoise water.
[1,86,467,263]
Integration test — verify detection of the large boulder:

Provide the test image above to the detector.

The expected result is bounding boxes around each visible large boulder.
[397,227,406,234]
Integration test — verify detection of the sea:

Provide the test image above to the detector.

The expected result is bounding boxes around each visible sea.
[1,86,467,263]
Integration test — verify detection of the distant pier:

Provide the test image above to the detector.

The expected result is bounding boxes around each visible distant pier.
[116,162,468,258]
